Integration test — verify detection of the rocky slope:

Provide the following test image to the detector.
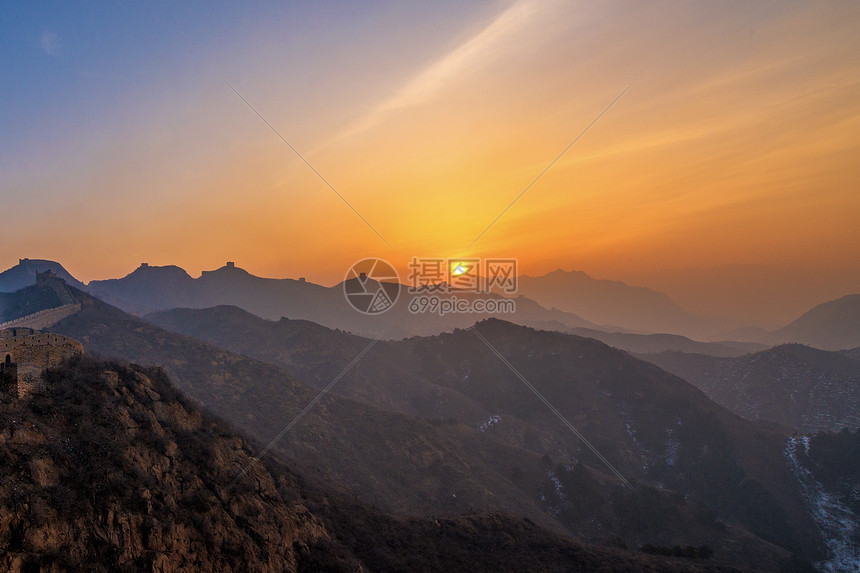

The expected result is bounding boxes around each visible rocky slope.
[0,357,327,571]
[141,305,824,567]
[0,282,74,324]
[0,356,756,572]
[784,429,860,572]
[644,344,860,434]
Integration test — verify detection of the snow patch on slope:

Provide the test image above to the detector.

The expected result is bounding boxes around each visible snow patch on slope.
[478,415,501,432]
[785,436,860,572]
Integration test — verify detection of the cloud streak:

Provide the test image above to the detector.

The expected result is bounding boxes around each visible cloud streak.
[330,0,561,144]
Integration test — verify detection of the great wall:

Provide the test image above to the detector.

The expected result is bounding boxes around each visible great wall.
[0,328,84,400]
[0,272,85,400]
[0,303,82,331]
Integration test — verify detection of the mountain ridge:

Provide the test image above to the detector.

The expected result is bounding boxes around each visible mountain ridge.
[0,284,809,569]
[2,355,744,572]
[0,259,87,293]
[770,294,860,351]
[516,268,723,338]
[141,304,826,565]
[642,343,860,433]
[625,264,860,330]
[86,261,599,337]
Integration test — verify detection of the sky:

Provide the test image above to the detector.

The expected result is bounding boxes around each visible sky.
[2,0,859,286]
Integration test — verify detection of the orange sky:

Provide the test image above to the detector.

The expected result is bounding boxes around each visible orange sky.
[2,1,859,286]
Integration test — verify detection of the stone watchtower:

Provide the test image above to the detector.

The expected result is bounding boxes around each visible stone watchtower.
[0,328,83,401]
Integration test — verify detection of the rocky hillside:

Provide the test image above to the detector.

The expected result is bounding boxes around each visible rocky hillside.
[784,429,860,572]
[0,357,327,571]
[40,291,817,569]
[0,356,754,572]
[0,283,73,324]
[141,306,824,568]
[644,344,860,433]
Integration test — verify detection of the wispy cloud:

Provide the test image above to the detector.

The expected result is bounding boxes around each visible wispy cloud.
[40,31,60,55]
[330,0,562,143]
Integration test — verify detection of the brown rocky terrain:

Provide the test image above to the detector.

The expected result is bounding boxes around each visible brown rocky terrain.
[141,305,821,562]
[50,292,821,570]
[0,355,756,572]
[0,358,329,571]
[643,344,860,433]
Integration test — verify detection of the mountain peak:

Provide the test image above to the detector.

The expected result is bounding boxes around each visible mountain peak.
[472,316,529,332]
[525,268,590,280]
[516,268,711,337]
[201,261,252,277]
[130,263,192,278]
[771,294,860,350]
[0,259,85,293]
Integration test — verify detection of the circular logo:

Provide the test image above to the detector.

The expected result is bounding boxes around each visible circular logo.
[343,258,401,314]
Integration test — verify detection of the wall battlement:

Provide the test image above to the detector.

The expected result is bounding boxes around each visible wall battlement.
[0,303,82,331]
[0,328,83,400]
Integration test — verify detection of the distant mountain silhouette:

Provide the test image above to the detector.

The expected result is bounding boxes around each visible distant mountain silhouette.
[516,269,721,339]
[627,264,860,330]
[644,344,860,433]
[721,325,773,344]
[0,258,86,293]
[87,261,598,337]
[769,294,860,351]
[843,347,860,363]
[567,327,767,357]
[85,263,197,313]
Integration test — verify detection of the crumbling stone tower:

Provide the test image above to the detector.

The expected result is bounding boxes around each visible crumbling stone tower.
[0,328,83,400]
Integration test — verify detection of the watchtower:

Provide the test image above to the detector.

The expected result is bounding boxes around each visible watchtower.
[0,328,83,400]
